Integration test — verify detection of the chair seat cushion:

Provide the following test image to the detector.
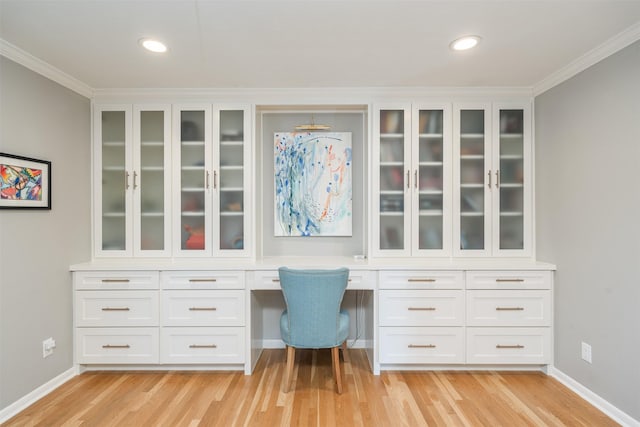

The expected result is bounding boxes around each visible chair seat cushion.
[280,309,349,348]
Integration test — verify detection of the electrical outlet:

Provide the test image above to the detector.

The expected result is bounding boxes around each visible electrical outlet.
[581,341,592,364]
[42,337,56,358]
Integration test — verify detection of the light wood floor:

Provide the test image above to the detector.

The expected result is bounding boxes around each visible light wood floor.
[3,349,617,427]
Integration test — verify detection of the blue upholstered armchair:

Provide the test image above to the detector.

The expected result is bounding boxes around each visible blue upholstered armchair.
[278,267,350,393]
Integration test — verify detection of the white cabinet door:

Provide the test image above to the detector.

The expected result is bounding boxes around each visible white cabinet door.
[453,102,532,257]
[94,104,172,257]
[373,104,453,257]
[172,105,252,257]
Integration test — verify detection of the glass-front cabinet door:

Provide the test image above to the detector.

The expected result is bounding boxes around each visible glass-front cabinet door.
[454,105,492,255]
[492,103,531,255]
[454,102,531,257]
[412,105,451,255]
[173,105,212,256]
[172,105,251,257]
[95,106,131,255]
[94,104,171,257]
[214,107,251,255]
[133,105,171,256]
[373,106,411,256]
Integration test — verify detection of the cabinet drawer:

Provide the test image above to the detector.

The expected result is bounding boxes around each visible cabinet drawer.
[161,271,244,290]
[379,271,463,290]
[379,290,464,326]
[76,327,159,364]
[74,271,159,290]
[466,290,551,327]
[251,269,372,290]
[466,271,551,290]
[379,327,464,364]
[75,291,159,327]
[161,290,245,326]
[466,327,550,364]
[160,327,245,364]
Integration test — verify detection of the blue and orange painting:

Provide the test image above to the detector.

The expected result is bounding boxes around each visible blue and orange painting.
[0,162,43,201]
[274,132,352,237]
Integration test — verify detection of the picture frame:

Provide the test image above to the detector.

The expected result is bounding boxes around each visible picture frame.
[0,152,51,209]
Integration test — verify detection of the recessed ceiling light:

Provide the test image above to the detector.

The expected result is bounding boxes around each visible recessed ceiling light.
[450,35,481,51]
[139,38,167,53]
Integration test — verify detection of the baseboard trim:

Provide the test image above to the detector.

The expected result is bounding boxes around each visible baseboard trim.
[0,367,78,424]
[549,366,639,427]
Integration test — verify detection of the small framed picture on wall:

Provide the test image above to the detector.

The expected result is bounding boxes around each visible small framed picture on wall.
[0,152,51,209]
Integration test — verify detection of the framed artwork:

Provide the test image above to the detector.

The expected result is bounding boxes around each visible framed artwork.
[0,153,51,209]
[274,132,352,236]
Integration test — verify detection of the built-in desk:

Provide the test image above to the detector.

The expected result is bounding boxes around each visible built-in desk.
[70,257,555,375]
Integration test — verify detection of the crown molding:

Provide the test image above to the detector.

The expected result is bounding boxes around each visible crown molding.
[533,22,640,97]
[0,38,94,99]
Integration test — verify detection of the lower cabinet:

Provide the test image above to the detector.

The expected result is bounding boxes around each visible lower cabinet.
[378,271,465,364]
[160,271,245,364]
[377,269,553,367]
[73,270,245,367]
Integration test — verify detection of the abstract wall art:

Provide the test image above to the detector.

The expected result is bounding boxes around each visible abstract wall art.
[274,132,352,236]
[0,153,51,209]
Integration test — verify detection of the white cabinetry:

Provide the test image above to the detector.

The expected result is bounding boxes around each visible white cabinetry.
[94,105,172,257]
[74,271,160,364]
[453,103,532,256]
[372,104,452,256]
[378,271,465,364]
[160,271,245,365]
[173,105,251,257]
[465,271,552,364]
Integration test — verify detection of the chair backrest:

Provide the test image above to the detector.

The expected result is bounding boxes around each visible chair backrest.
[278,267,349,348]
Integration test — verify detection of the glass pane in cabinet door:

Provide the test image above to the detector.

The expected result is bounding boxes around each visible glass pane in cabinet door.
[499,109,524,249]
[180,110,206,251]
[101,111,126,250]
[139,110,165,250]
[219,110,244,250]
[379,110,405,250]
[459,109,485,250]
[418,109,444,249]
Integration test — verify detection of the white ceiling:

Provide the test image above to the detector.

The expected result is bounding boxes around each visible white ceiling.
[1,0,640,92]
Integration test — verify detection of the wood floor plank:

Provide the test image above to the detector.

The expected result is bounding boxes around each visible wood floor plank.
[2,349,620,427]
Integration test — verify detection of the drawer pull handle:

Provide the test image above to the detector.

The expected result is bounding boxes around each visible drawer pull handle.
[495,279,525,283]
[408,278,436,283]
[273,278,352,282]
[102,344,130,349]
[496,344,524,349]
[189,344,217,349]
[408,307,436,311]
[495,307,524,311]
[189,307,217,311]
[101,279,131,283]
[189,279,217,283]
[408,344,436,349]
[101,307,130,311]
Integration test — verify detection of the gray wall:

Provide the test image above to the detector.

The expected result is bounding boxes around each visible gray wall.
[0,57,91,409]
[535,41,640,420]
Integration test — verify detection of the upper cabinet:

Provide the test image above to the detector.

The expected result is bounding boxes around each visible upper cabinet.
[172,105,252,257]
[94,104,172,257]
[94,103,252,258]
[453,102,532,257]
[372,104,452,257]
[372,101,532,258]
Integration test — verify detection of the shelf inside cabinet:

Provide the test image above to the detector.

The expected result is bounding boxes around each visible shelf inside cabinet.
[460,133,484,139]
[418,189,443,195]
[181,211,205,217]
[140,212,164,217]
[500,211,524,217]
[460,211,484,217]
[418,161,444,166]
[102,166,126,171]
[181,166,205,171]
[220,166,243,171]
[499,183,524,188]
[220,211,244,217]
[419,133,443,139]
[220,141,244,146]
[380,211,404,217]
[419,210,444,216]
[220,187,243,192]
[181,140,205,146]
[181,187,205,192]
[102,141,126,147]
[141,166,164,172]
[103,212,126,217]
[140,141,164,147]
[380,133,404,139]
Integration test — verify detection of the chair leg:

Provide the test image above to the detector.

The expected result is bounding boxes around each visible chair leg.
[331,346,343,394]
[284,346,296,393]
